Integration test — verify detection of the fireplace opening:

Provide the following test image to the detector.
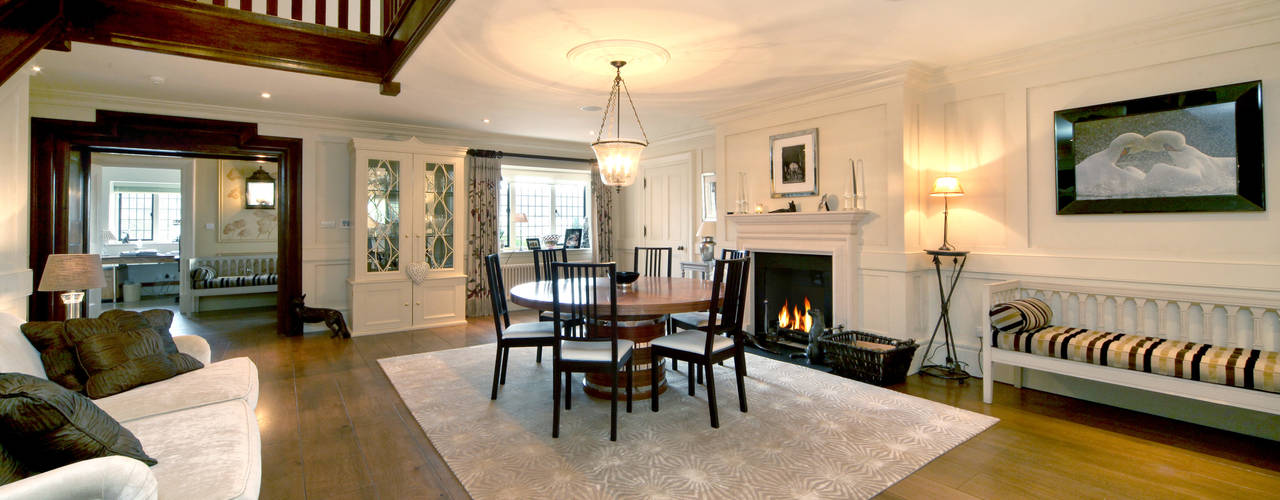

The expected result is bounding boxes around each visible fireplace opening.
[753,252,833,347]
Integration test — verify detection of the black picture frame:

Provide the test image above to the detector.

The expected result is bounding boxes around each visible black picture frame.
[525,238,541,250]
[1054,81,1264,214]
[563,228,583,249]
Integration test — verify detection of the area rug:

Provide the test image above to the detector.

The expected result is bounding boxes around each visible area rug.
[379,345,997,499]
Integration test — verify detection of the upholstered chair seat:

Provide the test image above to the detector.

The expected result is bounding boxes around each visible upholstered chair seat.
[651,331,732,355]
[560,339,635,363]
[501,322,555,340]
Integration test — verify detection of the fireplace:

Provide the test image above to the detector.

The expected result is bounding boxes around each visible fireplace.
[754,252,833,344]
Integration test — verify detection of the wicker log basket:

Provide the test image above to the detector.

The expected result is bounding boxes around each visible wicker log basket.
[817,328,919,386]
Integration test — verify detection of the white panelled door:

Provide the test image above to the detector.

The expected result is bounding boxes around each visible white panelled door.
[639,153,693,264]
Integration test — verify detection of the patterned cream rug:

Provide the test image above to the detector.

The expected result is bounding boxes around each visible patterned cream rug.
[379,345,997,499]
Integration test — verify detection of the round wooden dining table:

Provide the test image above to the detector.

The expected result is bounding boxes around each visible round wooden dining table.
[508,276,718,400]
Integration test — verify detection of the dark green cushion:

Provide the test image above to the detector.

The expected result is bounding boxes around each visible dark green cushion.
[0,373,156,475]
[65,319,182,399]
[19,322,87,393]
[98,309,202,375]
[0,444,30,485]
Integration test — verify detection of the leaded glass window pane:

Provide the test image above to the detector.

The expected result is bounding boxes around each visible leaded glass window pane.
[367,159,400,272]
[423,162,454,269]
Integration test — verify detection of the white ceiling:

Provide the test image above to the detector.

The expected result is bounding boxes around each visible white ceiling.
[29,0,1229,144]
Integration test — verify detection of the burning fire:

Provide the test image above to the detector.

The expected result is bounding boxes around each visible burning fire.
[777,297,813,331]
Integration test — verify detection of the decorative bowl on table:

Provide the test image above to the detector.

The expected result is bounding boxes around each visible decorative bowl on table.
[614,271,640,290]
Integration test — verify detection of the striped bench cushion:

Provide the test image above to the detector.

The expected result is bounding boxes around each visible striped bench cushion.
[989,298,1052,334]
[193,274,278,290]
[995,326,1280,394]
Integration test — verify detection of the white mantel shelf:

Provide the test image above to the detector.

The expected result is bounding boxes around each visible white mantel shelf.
[726,209,874,333]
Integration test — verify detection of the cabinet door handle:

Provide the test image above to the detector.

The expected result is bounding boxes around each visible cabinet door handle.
[403,303,409,307]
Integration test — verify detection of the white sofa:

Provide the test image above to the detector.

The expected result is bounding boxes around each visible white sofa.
[0,312,262,500]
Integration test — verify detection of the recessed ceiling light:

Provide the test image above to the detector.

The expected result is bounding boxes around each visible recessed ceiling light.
[149,76,165,85]
[31,66,41,73]
[482,118,491,124]
[580,105,602,112]
[587,130,596,136]
[260,92,271,99]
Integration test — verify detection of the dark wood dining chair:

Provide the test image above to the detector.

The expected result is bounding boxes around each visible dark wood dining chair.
[484,253,555,400]
[670,250,750,379]
[551,262,634,441]
[633,246,672,277]
[649,257,750,428]
[532,248,570,326]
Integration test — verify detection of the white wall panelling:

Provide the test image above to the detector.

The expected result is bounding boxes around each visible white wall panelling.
[0,74,31,320]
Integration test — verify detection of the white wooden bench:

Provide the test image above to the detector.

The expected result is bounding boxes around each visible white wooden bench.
[982,279,1280,415]
[189,254,278,312]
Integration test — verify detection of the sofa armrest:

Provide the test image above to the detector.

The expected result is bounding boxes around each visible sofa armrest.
[173,334,212,365]
[0,456,157,500]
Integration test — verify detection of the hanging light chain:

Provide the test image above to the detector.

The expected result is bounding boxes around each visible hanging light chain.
[591,63,648,145]
[593,72,621,142]
[618,76,649,145]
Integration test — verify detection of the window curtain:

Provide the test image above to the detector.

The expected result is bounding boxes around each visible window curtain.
[465,149,502,317]
[590,163,615,263]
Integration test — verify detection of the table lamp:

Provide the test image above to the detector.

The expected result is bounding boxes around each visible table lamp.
[930,176,964,251]
[38,253,107,319]
[696,221,717,262]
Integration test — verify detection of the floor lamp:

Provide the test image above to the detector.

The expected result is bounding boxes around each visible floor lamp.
[38,253,107,319]
[921,176,970,380]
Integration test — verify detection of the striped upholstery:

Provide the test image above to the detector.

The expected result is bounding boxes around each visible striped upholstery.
[192,274,278,290]
[190,265,217,282]
[989,298,1052,334]
[995,326,1280,394]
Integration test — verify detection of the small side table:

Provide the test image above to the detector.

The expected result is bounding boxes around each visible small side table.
[920,249,970,381]
[679,260,711,279]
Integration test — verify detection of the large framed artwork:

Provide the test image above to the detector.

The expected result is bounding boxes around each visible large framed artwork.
[218,160,279,242]
[1054,81,1264,214]
[770,128,818,198]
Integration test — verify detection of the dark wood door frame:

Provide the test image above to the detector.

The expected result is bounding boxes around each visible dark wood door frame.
[30,110,303,336]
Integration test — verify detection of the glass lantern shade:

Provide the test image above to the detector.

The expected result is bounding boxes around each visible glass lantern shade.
[592,139,645,187]
[245,167,276,209]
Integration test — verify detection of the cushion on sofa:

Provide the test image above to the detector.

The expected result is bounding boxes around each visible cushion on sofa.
[192,274,278,290]
[989,297,1052,334]
[994,326,1280,394]
[65,319,186,399]
[0,313,47,380]
[0,373,156,474]
[19,322,87,393]
[124,398,261,500]
[95,357,260,423]
[0,445,31,485]
[191,265,217,282]
[97,309,203,374]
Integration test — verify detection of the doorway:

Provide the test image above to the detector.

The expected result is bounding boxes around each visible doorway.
[30,111,303,335]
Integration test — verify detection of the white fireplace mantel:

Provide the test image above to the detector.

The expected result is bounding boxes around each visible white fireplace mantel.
[726,210,874,333]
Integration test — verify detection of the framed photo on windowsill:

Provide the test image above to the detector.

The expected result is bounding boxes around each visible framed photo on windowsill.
[770,128,818,198]
[563,228,583,249]
[525,238,542,250]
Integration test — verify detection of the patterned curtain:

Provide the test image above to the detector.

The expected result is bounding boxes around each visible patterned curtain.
[591,162,615,263]
[465,150,502,317]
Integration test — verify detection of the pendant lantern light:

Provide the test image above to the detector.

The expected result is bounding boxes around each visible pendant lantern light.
[591,60,649,187]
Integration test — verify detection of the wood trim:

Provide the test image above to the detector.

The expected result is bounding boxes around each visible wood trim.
[266,0,278,17]
[291,0,302,20]
[338,0,348,29]
[0,0,64,85]
[380,0,453,85]
[29,111,305,336]
[360,0,370,33]
[316,0,326,26]
[65,0,387,83]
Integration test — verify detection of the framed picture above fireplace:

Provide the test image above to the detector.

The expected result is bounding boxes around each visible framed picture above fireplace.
[770,128,819,198]
[1054,81,1264,214]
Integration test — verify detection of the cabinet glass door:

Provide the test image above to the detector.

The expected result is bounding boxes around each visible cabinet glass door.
[367,158,401,273]
[423,162,454,269]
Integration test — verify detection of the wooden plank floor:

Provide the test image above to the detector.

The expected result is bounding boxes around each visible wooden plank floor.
[172,307,1280,500]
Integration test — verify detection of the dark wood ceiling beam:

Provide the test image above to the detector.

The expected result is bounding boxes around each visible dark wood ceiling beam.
[0,0,64,84]
[380,0,453,93]
[65,0,389,84]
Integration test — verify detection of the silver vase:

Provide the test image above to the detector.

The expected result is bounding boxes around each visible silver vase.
[697,237,715,262]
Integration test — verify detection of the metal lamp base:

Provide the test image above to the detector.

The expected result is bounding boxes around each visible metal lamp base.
[697,237,715,262]
[60,290,85,319]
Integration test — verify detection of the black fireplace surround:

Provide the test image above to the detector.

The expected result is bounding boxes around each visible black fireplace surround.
[752,252,833,337]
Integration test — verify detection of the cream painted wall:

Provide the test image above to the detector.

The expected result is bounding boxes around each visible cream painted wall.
[917,17,1280,437]
[0,74,31,319]
[617,132,716,271]
[31,91,590,316]
[193,158,277,257]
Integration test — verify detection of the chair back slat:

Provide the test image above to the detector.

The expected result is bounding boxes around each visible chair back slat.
[633,246,672,277]
[705,256,750,354]
[721,248,749,260]
[484,253,511,339]
[551,262,619,362]
[532,248,568,282]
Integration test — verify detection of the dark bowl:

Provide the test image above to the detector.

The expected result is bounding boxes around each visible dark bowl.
[614,271,640,285]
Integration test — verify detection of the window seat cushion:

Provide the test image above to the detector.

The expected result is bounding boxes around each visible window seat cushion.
[193,274,278,290]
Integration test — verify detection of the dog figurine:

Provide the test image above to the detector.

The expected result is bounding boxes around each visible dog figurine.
[292,294,351,338]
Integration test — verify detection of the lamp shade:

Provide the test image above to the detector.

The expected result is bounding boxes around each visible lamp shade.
[930,176,965,197]
[593,140,645,187]
[696,221,716,238]
[512,212,529,223]
[38,254,106,291]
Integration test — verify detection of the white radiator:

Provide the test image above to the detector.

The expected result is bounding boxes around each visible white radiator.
[502,263,538,310]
